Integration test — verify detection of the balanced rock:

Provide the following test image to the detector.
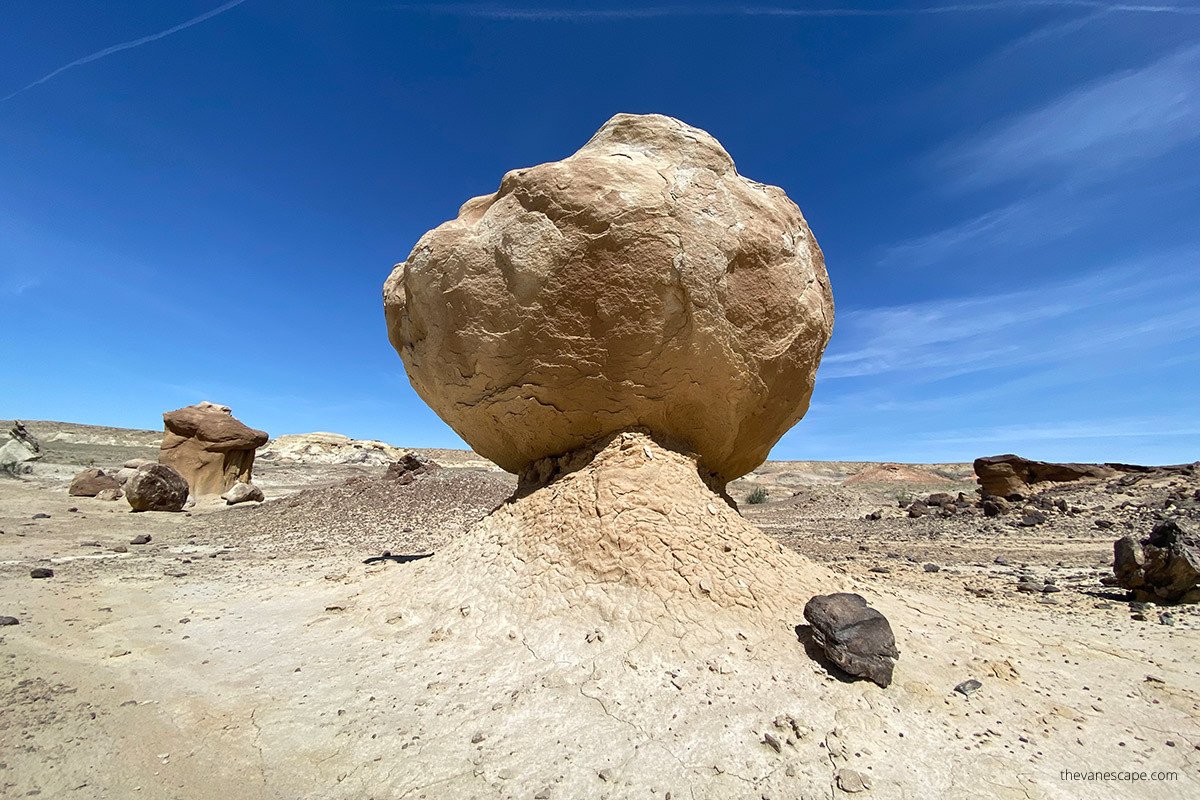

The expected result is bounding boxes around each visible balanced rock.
[803,592,899,687]
[160,402,268,495]
[384,113,834,483]
[69,468,120,497]
[974,454,1114,500]
[222,482,264,505]
[1112,519,1200,603]
[125,463,189,512]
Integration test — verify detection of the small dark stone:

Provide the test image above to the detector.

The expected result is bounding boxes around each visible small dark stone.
[907,501,929,519]
[864,510,882,521]
[923,563,940,573]
[1016,581,1044,593]
[763,732,782,753]
[30,567,54,579]
[803,593,899,688]
[1019,509,1047,527]
[1095,519,1115,530]
[954,679,982,697]
[0,616,18,626]
[32,513,50,520]
[994,556,1010,566]
[1132,612,1147,621]
[1042,584,1062,594]
[130,534,152,545]
[869,566,890,574]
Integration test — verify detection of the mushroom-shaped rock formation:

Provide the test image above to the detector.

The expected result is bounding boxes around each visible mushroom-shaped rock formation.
[159,402,268,496]
[384,112,833,484]
[373,117,858,797]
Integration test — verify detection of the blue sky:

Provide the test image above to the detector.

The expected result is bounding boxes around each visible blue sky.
[2,1,1198,464]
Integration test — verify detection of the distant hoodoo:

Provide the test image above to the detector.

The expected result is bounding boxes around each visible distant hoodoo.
[384,113,833,483]
[160,402,268,496]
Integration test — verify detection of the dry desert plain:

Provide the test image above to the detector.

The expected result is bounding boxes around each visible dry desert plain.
[1,420,1198,799]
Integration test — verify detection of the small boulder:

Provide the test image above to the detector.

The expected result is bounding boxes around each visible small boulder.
[222,482,265,505]
[1019,509,1047,527]
[69,468,120,497]
[125,464,189,512]
[907,501,929,519]
[926,492,955,507]
[0,615,19,625]
[95,487,123,501]
[803,592,899,688]
[115,467,139,486]
[384,453,441,485]
[982,497,1011,517]
[30,567,54,579]
[1112,519,1200,603]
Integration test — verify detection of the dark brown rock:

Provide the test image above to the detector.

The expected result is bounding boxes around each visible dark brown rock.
[69,468,120,497]
[803,592,899,688]
[125,464,189,513]
[974,454,1116,500]
[1112,519,1200,603]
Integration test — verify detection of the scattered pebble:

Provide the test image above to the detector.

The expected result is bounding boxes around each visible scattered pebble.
[30,567,54,579]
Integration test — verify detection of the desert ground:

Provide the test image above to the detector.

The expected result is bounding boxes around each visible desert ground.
[1,420,1197,799]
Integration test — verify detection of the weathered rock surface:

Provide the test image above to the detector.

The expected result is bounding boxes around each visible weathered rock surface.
[384,113,834,483]
[1112,519,1200,603]
[125,463,190,512]
[68,468,120,497]
[222,482,264,505]
[384,453,440,485]
[160,402,268,496]
[259,432,406,466]
[803,592,899,687]
[974,454,1116,499]
[0,436,39,469]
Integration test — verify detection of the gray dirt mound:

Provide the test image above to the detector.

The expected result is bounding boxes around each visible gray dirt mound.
[197,465,515,556]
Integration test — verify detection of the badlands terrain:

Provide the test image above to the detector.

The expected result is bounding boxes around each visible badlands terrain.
[1,419,1197,799]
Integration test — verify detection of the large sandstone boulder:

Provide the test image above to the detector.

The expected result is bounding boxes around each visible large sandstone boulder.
[384,113,834,483]
[974,454,1115,499]
[125,463,189,512]
[160,402,268,496]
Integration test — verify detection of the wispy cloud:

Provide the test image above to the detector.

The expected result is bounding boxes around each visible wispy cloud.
[393,2,1200,21]
[2,0,249,103]
[820,251,1200,381]
[879,194,1094,267]
[941,43,1200,189]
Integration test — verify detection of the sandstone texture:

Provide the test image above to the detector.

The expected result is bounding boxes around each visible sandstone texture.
[160,402,268,496]
[125,463,190,512]
[384,113,833,483]
[68,468,119,497]
[974,453,1116,499]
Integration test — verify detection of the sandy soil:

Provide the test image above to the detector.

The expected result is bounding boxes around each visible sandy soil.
[1,422,1197,799]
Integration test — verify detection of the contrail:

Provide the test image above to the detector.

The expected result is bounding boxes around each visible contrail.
[2,0,249,103]
[391,1,1200,21]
